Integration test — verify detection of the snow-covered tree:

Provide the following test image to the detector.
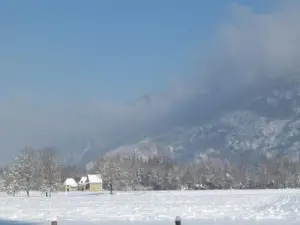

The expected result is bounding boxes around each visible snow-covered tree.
[5,159,22,196]
[17,148,36,196]
[132,165,143,190]
[96,157,130,190]
[0,168,6,191]
[37,148,61,196]
[152,170,163,190]
[163,169,173,189]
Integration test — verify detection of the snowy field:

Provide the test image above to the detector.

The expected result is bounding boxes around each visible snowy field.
[1,189,300,225]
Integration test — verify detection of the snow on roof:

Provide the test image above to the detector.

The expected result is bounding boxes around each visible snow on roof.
[63,178,78,187]
[88,174,102,183]
[78,176,88,184]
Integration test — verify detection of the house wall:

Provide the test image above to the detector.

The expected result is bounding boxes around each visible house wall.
[89,183,103,192]
[65,185,77,192]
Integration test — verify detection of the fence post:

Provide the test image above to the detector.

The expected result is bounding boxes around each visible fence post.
[175,216,181,225]
[51,216,57,225]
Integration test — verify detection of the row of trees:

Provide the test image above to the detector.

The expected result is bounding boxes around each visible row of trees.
[2,148,300,195]
[0,148,61,196]
[89,152,300,191]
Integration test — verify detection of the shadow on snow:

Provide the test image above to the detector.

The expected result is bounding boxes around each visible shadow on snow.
[0,219,38,225]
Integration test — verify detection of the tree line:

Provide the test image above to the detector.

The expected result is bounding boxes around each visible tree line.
[1,148,300,196]
[89,151,300,191]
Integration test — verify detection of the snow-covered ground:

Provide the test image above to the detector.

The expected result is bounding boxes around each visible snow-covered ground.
[1,189,300,225]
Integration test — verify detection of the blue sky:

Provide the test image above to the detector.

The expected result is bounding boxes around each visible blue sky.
[0,0,276,104]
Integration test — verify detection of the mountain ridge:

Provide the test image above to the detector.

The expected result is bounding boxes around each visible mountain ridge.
[80,76,300,167]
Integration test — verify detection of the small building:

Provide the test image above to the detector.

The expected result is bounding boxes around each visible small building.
[78,176,88,191]
[63,178,78,192]
[87,174,103,192]
[78,174,103,192]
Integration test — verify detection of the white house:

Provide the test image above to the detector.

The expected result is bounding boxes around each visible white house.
[63,178,78,192]
[77,176,88,191]
[87,174,103,192]
[77,174,103,192]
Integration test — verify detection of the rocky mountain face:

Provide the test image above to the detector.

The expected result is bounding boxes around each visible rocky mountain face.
[91,76,300,166]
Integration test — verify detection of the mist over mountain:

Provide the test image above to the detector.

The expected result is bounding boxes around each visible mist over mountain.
[92,76,300,165]
[76,1,300,166]
[1,1,300,166]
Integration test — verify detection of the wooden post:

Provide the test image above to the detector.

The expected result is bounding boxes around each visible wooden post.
[175,216,181,225]
[51,216,57,225]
